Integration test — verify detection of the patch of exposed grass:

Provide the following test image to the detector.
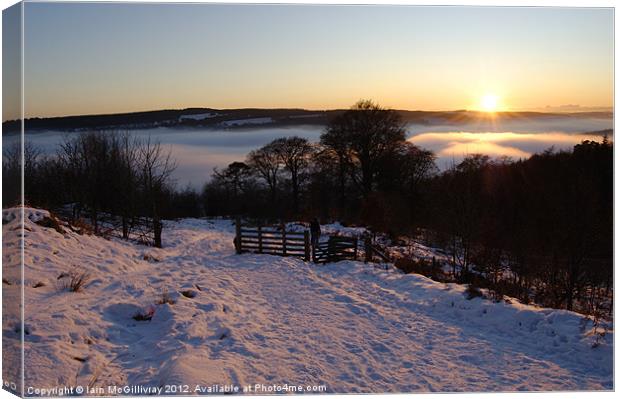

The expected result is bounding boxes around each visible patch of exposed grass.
[58,271,90,292]
[143,253,161,263]
[465,284,483,300]
[157,289,176,305]
[35,214,65,234]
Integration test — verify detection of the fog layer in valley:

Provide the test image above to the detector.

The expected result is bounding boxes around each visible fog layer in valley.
[10,115,612,188]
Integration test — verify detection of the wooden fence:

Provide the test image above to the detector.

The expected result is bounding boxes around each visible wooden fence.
[235,218,311,261]
[55,206,156,246]
[313,236,358,264]
[234,219,391,265]
[363,237,391,263]
[234,219,361,263]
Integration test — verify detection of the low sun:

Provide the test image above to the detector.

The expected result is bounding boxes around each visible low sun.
[480,94,500,112]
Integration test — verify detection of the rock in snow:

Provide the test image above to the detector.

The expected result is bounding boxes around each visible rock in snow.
[1,207,613,393]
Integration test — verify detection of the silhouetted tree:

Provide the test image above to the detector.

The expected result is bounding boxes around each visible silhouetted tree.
[213,162,252,198]
[321,100,406,197]
[3,142,37,206]
[137,137,176,248]
[247,143,281,204]
[271,136,315,214]
[203,161,258,216]
[314,139,351,218]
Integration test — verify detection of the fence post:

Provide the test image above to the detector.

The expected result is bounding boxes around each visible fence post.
[304,230,310,262]
[258,225,263,254]
[312,239,317,263]
[364,237,372,263]
[235,217,242,254]
[327,236,335,263]
[281,223,287,256]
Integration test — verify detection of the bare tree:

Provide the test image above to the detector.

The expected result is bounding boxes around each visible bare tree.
[271,136,315,214]
[136,137,176,248]
[3,141,43,206]
[246,143,281,204]
[112,132,140,238]
[57,132,111,231]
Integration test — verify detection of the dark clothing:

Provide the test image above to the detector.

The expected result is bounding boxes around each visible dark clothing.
[310,220,321,247]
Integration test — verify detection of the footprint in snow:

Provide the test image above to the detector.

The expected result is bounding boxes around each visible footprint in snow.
[212,327,231,340]
[180,290,197,298]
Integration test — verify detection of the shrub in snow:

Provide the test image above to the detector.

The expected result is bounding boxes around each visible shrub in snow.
[67,218,94,236]
[58,271,90,292]
[585,308,611,348]
[34,214,65,234]
[157,289,176,305]
[143,253,161,263]
[486,288,510,303]
[464,284,483,300]
[394,257,445,281]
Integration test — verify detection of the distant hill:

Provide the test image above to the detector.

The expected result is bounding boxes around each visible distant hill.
[2,108,613,134]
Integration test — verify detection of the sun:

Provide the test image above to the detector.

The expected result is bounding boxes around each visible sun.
[480,94,500,112]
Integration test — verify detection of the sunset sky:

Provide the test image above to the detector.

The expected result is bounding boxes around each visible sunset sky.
[3,3,614,120]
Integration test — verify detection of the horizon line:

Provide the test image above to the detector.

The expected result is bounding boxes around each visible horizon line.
[5,105,615,123]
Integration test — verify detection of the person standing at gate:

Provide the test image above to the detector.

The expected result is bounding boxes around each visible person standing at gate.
[310,218,321,248]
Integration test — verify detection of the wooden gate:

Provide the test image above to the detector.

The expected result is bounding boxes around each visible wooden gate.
[235,218,311,261]
[312,236,358,264]
[234,219,360,264]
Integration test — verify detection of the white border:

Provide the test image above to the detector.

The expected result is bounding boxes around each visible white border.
[0,2,616,399]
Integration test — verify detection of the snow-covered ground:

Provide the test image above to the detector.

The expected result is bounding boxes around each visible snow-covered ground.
[2,208,613,394]
[179,113,220,121]
[220,117,273,127]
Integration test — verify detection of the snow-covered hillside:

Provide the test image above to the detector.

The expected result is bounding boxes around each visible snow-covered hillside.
[2,208,613,393]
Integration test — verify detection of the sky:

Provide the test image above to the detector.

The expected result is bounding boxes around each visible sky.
[2,2,614,120]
